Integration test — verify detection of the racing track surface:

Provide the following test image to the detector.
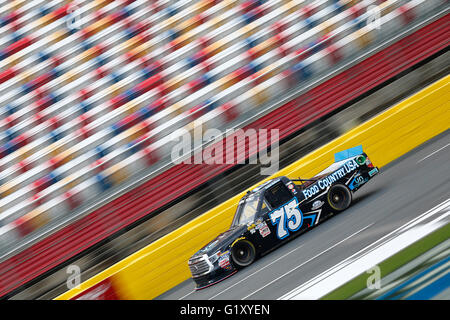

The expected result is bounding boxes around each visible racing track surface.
[158,129,450,300]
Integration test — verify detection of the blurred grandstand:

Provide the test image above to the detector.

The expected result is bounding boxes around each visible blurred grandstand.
[0,0,448,299]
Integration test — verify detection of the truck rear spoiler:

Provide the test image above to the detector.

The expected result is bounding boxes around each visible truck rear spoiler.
[334,145,363,162]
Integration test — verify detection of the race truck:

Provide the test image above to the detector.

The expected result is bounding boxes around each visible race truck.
[188,145,379,289]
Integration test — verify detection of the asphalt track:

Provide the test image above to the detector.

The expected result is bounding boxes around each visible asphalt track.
[157,130,450,300]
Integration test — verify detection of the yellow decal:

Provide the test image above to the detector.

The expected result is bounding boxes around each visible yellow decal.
[231,237,246,248]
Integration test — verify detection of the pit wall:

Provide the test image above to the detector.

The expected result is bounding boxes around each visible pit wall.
[56,75,450,300]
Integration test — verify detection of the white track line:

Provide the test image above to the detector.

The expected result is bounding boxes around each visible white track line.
[279,199,450,300]
[206,244,305,300]
[179,245,306,300]
[282,215,449,300]
[240,223,374,300]
[178,289,196,300]
[417,142,450,163]
[279,199,450,299]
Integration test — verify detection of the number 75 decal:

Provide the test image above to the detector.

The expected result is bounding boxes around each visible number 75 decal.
[269,198,303,239]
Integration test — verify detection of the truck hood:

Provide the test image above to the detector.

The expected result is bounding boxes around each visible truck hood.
[193,224,248,257]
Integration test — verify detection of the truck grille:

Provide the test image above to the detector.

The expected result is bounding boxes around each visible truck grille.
[188,254,212,278]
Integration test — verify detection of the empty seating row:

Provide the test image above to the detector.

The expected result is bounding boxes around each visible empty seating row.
[0,0,445,251]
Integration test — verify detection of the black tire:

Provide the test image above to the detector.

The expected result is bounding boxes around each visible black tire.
[327,184,352,212]
[231,240,256,268]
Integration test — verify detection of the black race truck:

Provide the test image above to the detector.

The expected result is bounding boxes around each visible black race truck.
[188,145,379,289]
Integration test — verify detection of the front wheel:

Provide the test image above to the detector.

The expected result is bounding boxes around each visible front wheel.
[231,240,256,268]
[327,184,352,212]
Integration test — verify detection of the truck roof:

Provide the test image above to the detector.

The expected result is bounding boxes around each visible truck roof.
[250,177,284,193]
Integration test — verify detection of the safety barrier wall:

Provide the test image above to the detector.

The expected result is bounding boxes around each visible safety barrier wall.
[56,74,450,299]
[0,13,448,297]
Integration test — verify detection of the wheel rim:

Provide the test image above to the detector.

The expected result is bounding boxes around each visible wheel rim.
[232,241,255,266]
[331,190,345,206]
[328,185,351,211]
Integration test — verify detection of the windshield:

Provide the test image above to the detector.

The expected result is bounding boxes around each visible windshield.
[233,194,261,226]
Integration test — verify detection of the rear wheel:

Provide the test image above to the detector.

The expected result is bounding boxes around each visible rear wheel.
[327,184,352,212]
[231,240,256,268]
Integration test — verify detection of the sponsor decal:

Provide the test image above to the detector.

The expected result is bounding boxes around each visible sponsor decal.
[357,175,368,185]
[369,168,379,177]
[259,226,271,237]
[218,251,232,270]
[349,174,368,190]
[255,222,265,230]
[302,159,359,200]
[287,183,297,194]
[256,221,271,237]
[231,237,246,247]
[311,200,324,210]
